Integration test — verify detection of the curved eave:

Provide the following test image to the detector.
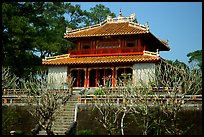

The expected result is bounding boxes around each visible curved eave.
[145,32,170,51]
[42,55,160,66]
[64,31,148,39]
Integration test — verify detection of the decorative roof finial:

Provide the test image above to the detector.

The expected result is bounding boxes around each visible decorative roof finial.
[119,9,122,17]
[145,21,149,30]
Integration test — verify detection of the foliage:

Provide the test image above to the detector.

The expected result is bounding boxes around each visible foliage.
[94,88,105,95]
[23,71,72,135]
[2,2,42,79]
[83,4,116,26]
[91,61,202,135]
[67,73,76,94]
[149,60,202,134]
[156,60,202,95]
[165,59,189,69]
[2,67,19,89]
[78,129,95,135]
[2,2,116,80]
[187,50,202,69]
[2,105,17,135]
[93,105,122,135]
[14,130,24,135]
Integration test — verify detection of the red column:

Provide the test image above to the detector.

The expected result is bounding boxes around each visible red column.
[112,67,115,87]
[76,70,80,87]
[96,69,98,87]
[124,68,127,86]
[87,69,90,87]
[84,69,86,88]
[103,69,106,86]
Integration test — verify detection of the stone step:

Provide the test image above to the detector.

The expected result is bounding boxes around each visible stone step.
[60,108,75,111]
[55,120,73,122]
[54,131,66,135]
[63,105,75,107]
[65,101,77,104]
[57,111,75,114]
[57,112,75,115]
[58,111,75,115]
[55,115,74,119]
[61,106,75,109]
[54,119,74,123]
[56,113,75,117]
[59,109,75,112]
[36,98,77,135]
[55,115,74,118]
[53,124,69,129]
[62,105,76,107]
[55,119,73,122]
[55,116,74,120]
[52,127,68,132]
[56,114,75,117]
[66,100,78,102]
[61,107,75,109]
[61,105,76,107]
[54,118,73,121]
[38,130,47,135]
[38,130,67,135]
[53,123,71,127]
[57,111,75,117]
[61,105,76,108]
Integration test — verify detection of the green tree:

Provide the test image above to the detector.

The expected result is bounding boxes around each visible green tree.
[64,3,87,28]
[84,4,116,26]
[187,50,202,69]
[165,59,189,69]
[2,105,18,135]
[2,2,70,79]
[2,2,41,79]
[2,2,116,79]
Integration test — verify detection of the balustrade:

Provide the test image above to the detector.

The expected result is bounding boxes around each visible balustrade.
[69,47,144,57]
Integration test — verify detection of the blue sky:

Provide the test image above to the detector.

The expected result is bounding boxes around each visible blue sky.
[69,2,202,65]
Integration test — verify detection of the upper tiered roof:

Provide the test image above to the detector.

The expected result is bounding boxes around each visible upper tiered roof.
[64,12,150,38]
[64,11,170,51]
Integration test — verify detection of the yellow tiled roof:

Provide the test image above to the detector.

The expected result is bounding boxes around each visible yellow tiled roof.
[42,54,160,65]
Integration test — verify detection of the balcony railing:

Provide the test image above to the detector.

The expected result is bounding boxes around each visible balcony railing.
[69,47,144,57]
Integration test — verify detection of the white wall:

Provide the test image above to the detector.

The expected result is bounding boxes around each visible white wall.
[133,63,156,87]
[47,66,67,89]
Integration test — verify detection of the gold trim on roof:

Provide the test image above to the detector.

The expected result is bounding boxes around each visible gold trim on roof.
[42,54,160,65]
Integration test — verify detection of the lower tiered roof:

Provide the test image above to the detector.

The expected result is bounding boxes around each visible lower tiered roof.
[42,53,160,66]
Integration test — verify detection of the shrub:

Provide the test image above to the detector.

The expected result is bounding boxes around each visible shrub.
[15,130,24,135]
[94,88,105,95]
[78,129,94,135]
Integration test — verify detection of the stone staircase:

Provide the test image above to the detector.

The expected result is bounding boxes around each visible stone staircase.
[38,95,78,135]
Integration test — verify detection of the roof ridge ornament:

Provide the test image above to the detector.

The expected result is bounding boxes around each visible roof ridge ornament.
[145,21,150,31]
[119,9,122,17]
[129,13,138,23]
[107,15,113,22]
[129,13,135,21]
[66,27,72,33]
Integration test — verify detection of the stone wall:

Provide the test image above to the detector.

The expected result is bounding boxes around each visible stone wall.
[47,66,67,89]
[132,63,156,86]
